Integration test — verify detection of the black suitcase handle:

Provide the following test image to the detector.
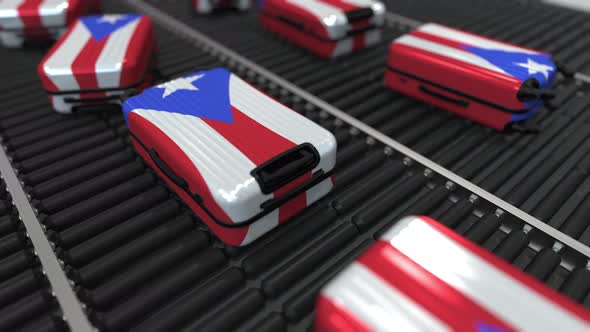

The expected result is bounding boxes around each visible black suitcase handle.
[345,8,373,22]
[251,143,320,194]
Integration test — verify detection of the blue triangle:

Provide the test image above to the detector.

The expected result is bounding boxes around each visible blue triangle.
[476,321,506,332]
[462,46,556,89]
[123,68,234,125]
[80,14,141,41]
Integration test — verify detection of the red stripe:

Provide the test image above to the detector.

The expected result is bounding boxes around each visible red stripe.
[262,0,330,40]
[358,240,517,331]
[202,107,311,223]
[71,36,108,99]
[18,0,51,41]
[260,14,337,58]
[317,0,358,11]
[119,17,156,87]
[202,107,296,166]
[418,216,590,324]
[128,112,249,246]
[388,42,525,110]
[315,295,373,332]
[38,21,82,93]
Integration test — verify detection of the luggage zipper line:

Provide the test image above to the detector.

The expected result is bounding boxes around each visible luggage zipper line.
[127,0,590,260]
[0,147,94,331]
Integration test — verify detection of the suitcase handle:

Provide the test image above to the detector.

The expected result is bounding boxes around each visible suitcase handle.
[148,149,189,190]
[345,8,373,22]
[419,85,469,107]
[251,143,320,194]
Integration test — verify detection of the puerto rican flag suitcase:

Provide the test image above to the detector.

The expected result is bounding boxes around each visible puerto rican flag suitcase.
[38,14,157,113]
[0,0,100,48]
[259,0,385,58]
[193,0,250,14]
[122,68,337,246]
[385,23,558,131]
[316,215,590,332]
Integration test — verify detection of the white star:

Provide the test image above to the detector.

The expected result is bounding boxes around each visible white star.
[514,58,554,80]
[156,74,205,98]
[98,15,127,24]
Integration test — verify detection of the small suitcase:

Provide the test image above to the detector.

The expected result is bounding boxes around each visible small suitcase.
[0,0,100,48]
[316,215,590,332]
[123,68,337,246]
[194,0,250,14]
[38,14,157,113]
[385,23,558,131]
[259,0,385,58]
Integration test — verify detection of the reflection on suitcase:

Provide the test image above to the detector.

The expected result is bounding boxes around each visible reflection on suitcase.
[123,68,337,246]
[38,14,157,113]
[260,0,385,58]
[0,0,100,48]
[385,23,557,131]
[316,215,590,331]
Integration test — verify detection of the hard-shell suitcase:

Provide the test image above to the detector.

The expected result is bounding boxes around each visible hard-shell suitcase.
[123,68,337,246]
[38,14,157,113]
[0,0,100,48]
[194,0,250,14]
[385,23,558,131]
[316,215,590,332]
[259,0,385,58]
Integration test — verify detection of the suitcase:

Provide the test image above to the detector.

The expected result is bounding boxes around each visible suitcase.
[194,0,250,14]
[123,68,337,246]
[259,0,385,58]
[0,0,100,48]
[316,215,590,332]
[38,14,157,113]
[385,23,558,131]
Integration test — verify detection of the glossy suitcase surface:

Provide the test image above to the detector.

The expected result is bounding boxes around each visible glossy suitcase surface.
[385,23,557,131]
[316,216,590,331]
[38,14,156,113]
[0,0,99,47]
[260,0,385,58]
[193,0,250,14]
[123,68,337,246]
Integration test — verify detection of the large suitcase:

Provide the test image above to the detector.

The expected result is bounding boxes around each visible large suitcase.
[38,14,157,113]
[385,23,558,131]
[123,68,337,246]
[259,0,385,58]
[0,0,99,48]
[194,0,250,14]
[316,215,590,331]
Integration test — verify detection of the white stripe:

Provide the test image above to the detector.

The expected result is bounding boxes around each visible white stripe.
[394,34,509,75]
[285,0,348,40]
[132,110,275,225]
[543,0,590,12]
[229,74,337,175]
[240,210,279,245]
[418,23,541,55]
[381,216,590,332]
[196,0,213,14]
[39,0,67,27]
[323,262,451,332]
[95,18,141,88]
[305,177,333,206]
[0,0,25,29]
[42,21,89,91]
